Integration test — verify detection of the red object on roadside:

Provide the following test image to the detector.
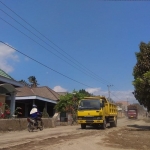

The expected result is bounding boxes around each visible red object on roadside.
[0,113,4,118]
[5,110,10,114]
[0,102,3,107]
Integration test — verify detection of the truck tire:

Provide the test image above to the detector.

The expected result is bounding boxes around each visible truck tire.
[101,119,106,129]
[110,117,117,127]
[81,124,86,129]
[113,118,117,127]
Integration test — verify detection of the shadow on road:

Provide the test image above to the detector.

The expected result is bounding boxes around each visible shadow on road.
[127,124,150,131]
[76,125,111,130]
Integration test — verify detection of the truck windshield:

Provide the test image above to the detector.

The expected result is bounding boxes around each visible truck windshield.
[78,99,101,110]
[128,110,136,114]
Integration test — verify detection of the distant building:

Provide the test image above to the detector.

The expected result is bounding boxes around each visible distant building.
[116,101,130,111]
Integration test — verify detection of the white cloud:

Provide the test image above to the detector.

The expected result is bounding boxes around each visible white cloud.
[53,85,67,92]
[0,43,19,73]
[85,88,101,95]
[110,90,137,103]
[85,87,137,103]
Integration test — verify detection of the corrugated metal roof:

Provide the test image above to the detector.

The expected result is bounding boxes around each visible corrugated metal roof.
[0,69,14,80]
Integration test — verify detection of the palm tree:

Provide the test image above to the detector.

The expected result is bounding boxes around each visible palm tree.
[28,76,39,87]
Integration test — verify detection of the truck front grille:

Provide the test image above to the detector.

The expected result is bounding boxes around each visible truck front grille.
[84,117,95,120]
[86,120,94,123]
[78,116,102,120]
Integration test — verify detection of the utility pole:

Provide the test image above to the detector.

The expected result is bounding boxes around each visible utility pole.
[107,85,113,100]
[126,97,129,111]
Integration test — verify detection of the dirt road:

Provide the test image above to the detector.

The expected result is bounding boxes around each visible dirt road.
[0,117,150,150]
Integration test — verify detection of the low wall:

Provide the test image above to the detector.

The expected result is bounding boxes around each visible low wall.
[117,111,126,118]
[0,118,56,131]
[0,113,70,131]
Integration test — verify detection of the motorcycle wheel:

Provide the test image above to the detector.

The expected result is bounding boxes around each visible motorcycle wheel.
[27,123,33,132]
[39,121,44,131]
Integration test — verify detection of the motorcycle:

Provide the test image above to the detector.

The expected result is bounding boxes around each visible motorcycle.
[27,117,44,132]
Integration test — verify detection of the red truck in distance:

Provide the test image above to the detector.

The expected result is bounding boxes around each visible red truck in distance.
[127,105,138,119]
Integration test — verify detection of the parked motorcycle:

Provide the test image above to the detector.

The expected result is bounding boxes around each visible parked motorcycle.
[27,117,43,132]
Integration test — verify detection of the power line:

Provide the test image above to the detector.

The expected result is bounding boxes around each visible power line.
[0,41,93,88]
[0,1,113,85]
[0,16,108,85]
[0,8,85,71]
[110,92,120,100]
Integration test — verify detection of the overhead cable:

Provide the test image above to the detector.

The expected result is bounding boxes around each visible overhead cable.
[0,41,93,88]
[0,1,113,85]
[0,16,110,86]
[0,16,108,85]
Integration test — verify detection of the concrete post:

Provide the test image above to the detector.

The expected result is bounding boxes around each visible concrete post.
[10,92,16,115]
[33,99,35,105]
[25,103,28,117]
[53,108,55,116]
[45,102,47,112]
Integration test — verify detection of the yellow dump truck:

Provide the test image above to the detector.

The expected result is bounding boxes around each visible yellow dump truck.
[77,96,117,129]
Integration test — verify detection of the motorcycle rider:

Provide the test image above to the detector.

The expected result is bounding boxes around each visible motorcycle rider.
[30,104,42,126]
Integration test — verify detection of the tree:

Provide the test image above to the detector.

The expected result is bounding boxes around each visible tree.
[55,89,91,113]
[78,89,93,97]
[132,42,150,111]
[28,76,39,87]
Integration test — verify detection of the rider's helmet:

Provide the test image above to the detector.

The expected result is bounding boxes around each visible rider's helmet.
[32,104,37,108]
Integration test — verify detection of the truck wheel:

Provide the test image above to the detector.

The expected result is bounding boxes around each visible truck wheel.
[110,122,113,127]
[101,119,106,129]
[110,117,117,127]
[113,118,117,127]
[81,124,86,129]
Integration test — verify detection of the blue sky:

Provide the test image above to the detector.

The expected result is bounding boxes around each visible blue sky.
[1,0,150,103]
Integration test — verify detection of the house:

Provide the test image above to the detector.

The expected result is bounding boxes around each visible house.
[0,69,61,118]
[0,69,23,115]
[15,86,60,117]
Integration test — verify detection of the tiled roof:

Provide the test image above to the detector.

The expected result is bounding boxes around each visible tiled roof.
[16,86,60,101]
[32,86,60,100]
[0,69,14,80]
[16,86,35,96]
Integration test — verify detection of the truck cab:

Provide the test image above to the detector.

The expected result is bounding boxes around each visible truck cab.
[127,105,138,119]
[77,96,117,129]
